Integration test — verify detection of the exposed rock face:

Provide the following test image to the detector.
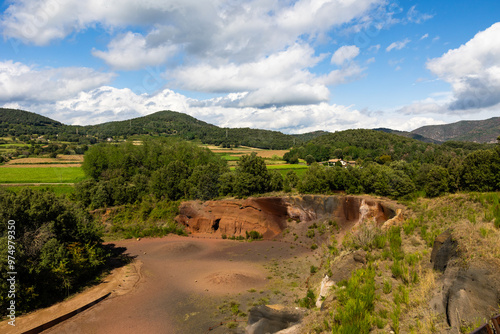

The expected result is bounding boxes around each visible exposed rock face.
[430,261,500,329]
[246,305,305,334]
[176,197,288,239]
[176,195,402,239]
[431,229,457,272]
[316,275,336,309]
[328,250,366,283]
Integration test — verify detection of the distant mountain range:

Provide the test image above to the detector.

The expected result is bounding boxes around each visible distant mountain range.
[1,108,498,147]
[374,117,500,144]
[411,117,500,143]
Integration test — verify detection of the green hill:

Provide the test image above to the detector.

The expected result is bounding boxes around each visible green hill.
[373,128,441,144]
[0,108,65,138]
[288,128,493,164]
[0,108,327,149]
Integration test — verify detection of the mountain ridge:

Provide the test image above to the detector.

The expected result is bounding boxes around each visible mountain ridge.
[1,108,498,146]
[411,117,500,143]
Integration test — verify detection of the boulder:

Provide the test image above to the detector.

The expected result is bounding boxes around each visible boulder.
[430,229,457,272]
[246,305,305,334]
[437,262,500,329]
[329,251,365,283]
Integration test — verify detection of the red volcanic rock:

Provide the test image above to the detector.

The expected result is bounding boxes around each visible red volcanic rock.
[176,197,289,239]
[175,195,403,239]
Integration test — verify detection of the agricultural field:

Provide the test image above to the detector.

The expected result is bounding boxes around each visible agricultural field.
[0,166,85,183]
[2,155,83,167]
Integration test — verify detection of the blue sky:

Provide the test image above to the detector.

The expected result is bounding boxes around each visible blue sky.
[1,0,499,134]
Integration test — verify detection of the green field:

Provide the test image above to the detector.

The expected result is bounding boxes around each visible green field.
[228,164,309,179]
[0,167,86,183]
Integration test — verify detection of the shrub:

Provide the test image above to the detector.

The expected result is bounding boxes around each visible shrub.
[332,267,376,334]
[297,289,316,309]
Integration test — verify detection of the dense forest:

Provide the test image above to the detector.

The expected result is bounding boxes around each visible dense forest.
[284,129,494,164]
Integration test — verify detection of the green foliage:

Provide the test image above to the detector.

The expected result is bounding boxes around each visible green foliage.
[460,149,500,192]
[268,170,284,192]
[332,267,376,334]
[425,166,450,197]
[76,138,228,208]
[245,230,263,240]
[383,279,392,294]
[0,189,107,315]
[297,289,316,309]
[224,152,277,197]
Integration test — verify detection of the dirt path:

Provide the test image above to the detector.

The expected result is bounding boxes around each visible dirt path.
[3,235,314,334]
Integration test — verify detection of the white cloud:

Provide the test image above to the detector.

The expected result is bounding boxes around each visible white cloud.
[406,5,433,24]
[427,22,500,111]
[1,0,388,112]
[368,44,381,53]
[0,60,115,102]
[2,85,411,133]
[168,43,364,107]
[92,31,177,70]
[420,33,429,40]
[386,38,411,52]
[331,45,360,65]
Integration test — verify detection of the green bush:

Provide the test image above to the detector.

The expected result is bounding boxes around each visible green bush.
[332,267,376,334]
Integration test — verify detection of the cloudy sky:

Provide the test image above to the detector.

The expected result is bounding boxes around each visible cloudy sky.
[1,0,499,133]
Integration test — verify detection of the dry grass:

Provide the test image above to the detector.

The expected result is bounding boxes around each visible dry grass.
[3,155,83,167]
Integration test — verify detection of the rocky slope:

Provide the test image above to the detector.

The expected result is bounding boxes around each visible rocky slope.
[175,195,404,239]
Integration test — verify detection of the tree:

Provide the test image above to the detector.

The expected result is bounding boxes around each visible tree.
[425,166,449,197]
[459,149,500,191]
[269,170,284,192]
[233,153,271,197]
[285,170,300,188]
[298,163,329,193]
[0,189,106,315]
[305,154,315,165]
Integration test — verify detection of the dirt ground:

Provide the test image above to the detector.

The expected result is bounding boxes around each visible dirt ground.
[6,235,316,334]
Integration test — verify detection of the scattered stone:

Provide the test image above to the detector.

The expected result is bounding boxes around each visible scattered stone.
[353,250,367,264]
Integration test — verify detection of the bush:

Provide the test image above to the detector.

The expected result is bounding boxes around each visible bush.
[0,189,107,315]
[332,267,376,334]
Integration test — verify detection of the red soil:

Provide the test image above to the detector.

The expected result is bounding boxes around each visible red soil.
[31,235,311,334]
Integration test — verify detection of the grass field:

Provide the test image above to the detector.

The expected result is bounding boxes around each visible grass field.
[268,165,309,178]
[0,167,86,183]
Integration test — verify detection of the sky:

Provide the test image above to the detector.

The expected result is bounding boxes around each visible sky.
[1,0,500,134]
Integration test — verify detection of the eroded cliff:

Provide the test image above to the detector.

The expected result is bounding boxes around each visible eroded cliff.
[175,195,404,239]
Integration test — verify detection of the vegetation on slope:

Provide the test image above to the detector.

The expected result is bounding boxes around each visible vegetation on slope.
[285,129,494,164]
[0,189,108,316]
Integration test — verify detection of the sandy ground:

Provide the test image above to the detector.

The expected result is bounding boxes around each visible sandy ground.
[5,235,313,334]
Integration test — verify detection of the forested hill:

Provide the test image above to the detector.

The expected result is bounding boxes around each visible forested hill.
[0,108,326,149]
[0,108,65,137]
[286,128,494,164]
[412,117,500,143]
[82,110,327,149]
[373,128,441,144]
